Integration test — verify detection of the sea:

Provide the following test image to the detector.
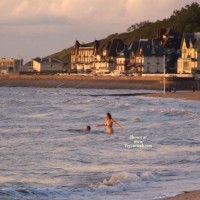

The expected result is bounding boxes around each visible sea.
[0,87,200,200]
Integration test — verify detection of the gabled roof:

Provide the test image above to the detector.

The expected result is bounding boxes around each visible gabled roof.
[97,39,126,57]
[117,48,130,58]
[107,39,126,57]
[183,33,194,48]
[128,41,139,53]
[139,40,152,56]
[33,57,63,64]
[157,28,181,49]
[182,32,200,49]
[138,39,164,56]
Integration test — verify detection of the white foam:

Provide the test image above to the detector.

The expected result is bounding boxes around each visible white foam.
[90,171,159,193]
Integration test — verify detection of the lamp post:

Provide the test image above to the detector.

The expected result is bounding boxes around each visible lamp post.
[163,53,166,95]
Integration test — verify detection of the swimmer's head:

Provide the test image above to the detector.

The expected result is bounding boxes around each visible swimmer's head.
[86,126,91,131]
[106,113,112,119]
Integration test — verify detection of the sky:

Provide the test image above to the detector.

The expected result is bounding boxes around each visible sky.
[0,0,197,62]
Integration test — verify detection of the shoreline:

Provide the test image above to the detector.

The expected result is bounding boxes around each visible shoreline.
[0,74,199,90]
[163,190,200,200]
[0,74,166,90]
[143,91,200,101]
[0,75,199,101]
[0,74,200,101]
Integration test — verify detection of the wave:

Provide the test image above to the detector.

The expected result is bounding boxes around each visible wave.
[67,129,105,135]
[91,171,159,192]
[0,172,159,199]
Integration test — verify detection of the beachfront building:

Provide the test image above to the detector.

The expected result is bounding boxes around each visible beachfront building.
[94,55,115,74]
[177,32,200,74]
[114,49,130,74]
[71,40,99,73]
[127,41,141,73]
[0,58,23,74]
[32,57,63,73]
[94,39,126,74]
[156,28,181,73]
[71,39,126,74]
[135,39,164,73]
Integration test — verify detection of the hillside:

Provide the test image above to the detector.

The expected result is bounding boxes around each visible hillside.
[48,2,200,64]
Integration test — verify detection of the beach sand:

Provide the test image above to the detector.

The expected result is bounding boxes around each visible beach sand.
[0,74,199,91]
[143,91,200,101]
[163,190,200,200]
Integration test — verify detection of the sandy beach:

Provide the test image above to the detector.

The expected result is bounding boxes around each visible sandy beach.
[0,74,199,91]
[143,91,200,101]
[163,190,200,200]
[1,74,199,101]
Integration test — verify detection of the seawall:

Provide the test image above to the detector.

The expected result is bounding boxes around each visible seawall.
[0,74,199,90]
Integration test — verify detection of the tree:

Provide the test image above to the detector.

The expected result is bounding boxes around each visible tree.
[127,21,150,32]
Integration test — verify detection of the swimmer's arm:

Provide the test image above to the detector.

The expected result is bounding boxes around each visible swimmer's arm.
[97,120,107,127]
[97,124,105,127]
[112,119,122,128]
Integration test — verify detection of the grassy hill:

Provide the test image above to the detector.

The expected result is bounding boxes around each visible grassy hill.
[47,2,200,64]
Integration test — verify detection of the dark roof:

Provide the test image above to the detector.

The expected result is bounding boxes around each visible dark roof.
[183,33,194,48]
[107,39,126,57]
[138,39,164,56]
[33,57,62,64]
[73,39,126,57]
[182,33,200,49]
[74,40,99,48]
[156,28,181,49]
[128,41,139,53]
[117,48,130,58]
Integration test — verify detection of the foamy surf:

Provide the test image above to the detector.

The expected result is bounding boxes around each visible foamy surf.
[90,171,159,193]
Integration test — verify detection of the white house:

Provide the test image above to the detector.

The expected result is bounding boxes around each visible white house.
[32,57,63,73]
[135,39,164,73]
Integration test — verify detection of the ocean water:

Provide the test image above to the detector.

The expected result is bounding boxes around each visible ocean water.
[0,87,200,200]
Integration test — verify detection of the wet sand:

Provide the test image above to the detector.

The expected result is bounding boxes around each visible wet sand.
[143,91,200,101]
[163,190,200,200]
[0,74,164,90]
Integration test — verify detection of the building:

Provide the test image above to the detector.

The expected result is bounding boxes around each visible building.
[115,49,130,74]
[94,39,126,74]
[156,28,181,73]
[177,32,200,74]
[0,58,23,74]
[127,41,140,73]
[71,40,99,73]
[135,39,164,73]
[32,57,63,73]
[71,39,126,74]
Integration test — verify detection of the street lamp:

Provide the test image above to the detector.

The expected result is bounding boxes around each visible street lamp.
[163,53,166,95]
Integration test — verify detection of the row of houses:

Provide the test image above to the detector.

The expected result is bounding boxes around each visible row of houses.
[0,57,64,74]
[71,29,200,75]
[1,28,200,75]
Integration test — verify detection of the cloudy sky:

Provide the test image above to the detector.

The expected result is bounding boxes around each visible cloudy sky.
[0,0,196,62]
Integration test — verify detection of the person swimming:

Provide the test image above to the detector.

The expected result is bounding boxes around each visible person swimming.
[97,113,122,134]
[83,126,91,132]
